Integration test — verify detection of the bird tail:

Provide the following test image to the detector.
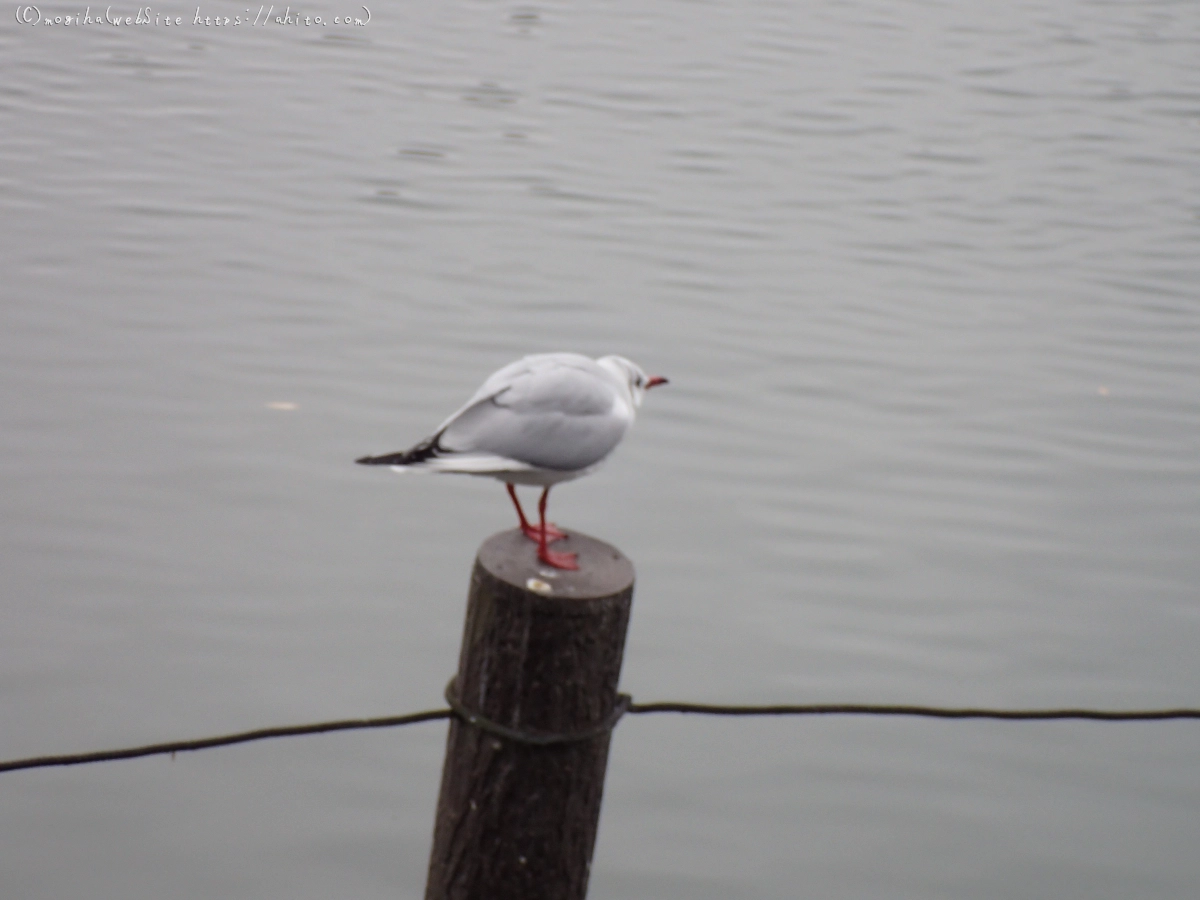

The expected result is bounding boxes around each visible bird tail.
[356,436,440,467]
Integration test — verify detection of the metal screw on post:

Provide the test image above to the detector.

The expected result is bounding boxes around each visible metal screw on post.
[425,528,635,900]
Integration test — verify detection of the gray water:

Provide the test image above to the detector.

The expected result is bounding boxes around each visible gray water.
[2,1,1199,897]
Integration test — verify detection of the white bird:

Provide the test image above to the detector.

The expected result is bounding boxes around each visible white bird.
[357,353,667,570]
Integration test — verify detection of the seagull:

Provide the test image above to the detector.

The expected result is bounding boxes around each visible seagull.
[357,353,667,570]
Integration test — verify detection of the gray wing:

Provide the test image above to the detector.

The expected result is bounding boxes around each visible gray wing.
[436,356,630,471]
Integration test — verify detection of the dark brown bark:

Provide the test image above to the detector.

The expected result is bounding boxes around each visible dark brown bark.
[425,528,635,900]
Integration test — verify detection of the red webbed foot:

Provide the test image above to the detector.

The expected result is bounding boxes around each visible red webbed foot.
[521,522,567,544]
[537,547,579,570]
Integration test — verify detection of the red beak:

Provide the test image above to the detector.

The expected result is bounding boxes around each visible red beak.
[645,375,668,389]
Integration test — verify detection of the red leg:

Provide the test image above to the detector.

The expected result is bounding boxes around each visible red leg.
[507,484,565,543]
[507,483,533,534]
[536,487,578,570]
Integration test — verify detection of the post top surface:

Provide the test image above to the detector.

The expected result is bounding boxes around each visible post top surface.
[477,529,634,600]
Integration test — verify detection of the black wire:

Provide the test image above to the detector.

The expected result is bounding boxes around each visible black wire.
[0,710,451,773]
[2,701,1197,774]
[626,702,1200,721]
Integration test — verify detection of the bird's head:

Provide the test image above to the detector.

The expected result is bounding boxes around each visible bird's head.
[597,355,669,408]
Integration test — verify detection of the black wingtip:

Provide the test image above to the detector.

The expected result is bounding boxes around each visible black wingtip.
[356,452,403,465]
[356,437,441,467]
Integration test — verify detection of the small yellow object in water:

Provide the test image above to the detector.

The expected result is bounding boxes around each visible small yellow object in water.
[266,402,299,411]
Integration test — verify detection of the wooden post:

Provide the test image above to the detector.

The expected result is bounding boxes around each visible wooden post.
[425,528,635,900]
